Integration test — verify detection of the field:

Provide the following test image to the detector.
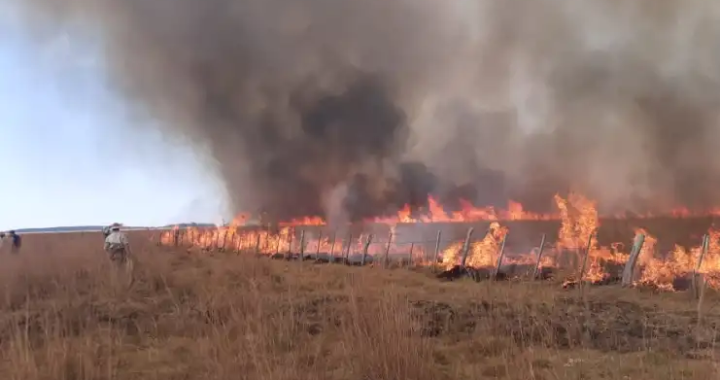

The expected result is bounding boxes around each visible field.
[1,231,719,380]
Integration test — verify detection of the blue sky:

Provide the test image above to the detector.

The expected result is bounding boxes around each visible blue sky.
[0,8,228,230]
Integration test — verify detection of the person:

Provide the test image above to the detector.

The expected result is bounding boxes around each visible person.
[8,231,21,254]
[104,225,130,264]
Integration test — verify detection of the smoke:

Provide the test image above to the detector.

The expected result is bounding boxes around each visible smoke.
[11,0,720,219]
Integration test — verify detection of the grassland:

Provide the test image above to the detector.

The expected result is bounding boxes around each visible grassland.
[0,231,719,380]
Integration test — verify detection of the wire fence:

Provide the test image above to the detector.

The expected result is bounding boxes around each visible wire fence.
[161,224,606,280]
[159,222,720,300]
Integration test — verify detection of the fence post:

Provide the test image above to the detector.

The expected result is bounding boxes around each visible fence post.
[265,225,271,253]
[433,230,442,273]
[328,232,337,264]
[578,230,596,297]
[255,233,261,255]
[344,233,353,263]
[231,230,238,253]
[692,234,710,299]
[531,234,547,280]
[407,243,415,269]
[493,232,508,279]
[223,229,230,251]
[361,234,373,266]
[384,232,393,268]
[315,231,323,262]
[621,233,646,287]
[298,230,306,261]
[288,230,294,255]
[460,228,475,268]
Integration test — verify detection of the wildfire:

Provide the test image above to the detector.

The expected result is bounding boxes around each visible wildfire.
[160,193,720,291]
[465,222,508,269]
[223,194,720,228]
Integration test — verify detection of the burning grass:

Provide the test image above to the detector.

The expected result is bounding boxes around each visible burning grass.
[162,193,720,291]
[0,232,718,379]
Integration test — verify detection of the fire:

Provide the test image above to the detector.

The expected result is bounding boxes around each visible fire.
[554,192,598,251]
[440,242,463,269]
[465,222,508,269]
[221,194,720,228]
[439,222,509,270]
[159,193,720,291]
[699,230,720,288]
[369,196,552,225]
[279,216,326,227]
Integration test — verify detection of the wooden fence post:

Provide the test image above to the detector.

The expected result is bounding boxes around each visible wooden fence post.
[231,230,239,253]
[223,229,230,251]
[531,234,547,280]
[288,231,294,255]
[460,228,475,268]
[344,233,353,263]
[329,233,337,264]
[315,231,323,262]
[298,230,306,261]
[692,234,710,299]
[255,233,261,255]
[361,234,373,266]
[433,230,442,273]
[264,224,272,256]
[493,232,509,279]
[578,230,596,297]
[407,243,415,269]
[621,233,646,287]
[384,232,393,268]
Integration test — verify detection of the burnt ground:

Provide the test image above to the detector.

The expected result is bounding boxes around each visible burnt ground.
[408,298,719,355]
[275,290,720,358]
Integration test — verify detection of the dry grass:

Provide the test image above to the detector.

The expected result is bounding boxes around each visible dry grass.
[0,232,719,379]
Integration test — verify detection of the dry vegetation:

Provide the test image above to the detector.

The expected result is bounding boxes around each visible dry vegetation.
[0,231,719,380]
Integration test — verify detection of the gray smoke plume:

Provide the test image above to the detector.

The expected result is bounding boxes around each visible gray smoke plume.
[10,0,720,219]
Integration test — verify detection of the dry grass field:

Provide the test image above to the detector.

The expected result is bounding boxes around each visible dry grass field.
[0,231,719,380]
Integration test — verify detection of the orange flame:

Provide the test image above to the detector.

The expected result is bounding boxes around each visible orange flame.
[160,193,720,291]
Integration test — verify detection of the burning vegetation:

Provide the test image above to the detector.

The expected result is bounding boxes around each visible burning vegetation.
[161,193,720,292]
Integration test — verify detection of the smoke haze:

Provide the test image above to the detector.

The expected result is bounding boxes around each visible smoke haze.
[10,0,720,220]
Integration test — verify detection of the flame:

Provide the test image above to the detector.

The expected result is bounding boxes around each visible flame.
[370,196,552,225]
[634,229,720,290]
[203,194,720,229]
[159,193,720,291]
[554,192,598,251]
[699,230,720,287]
[438,222,509,270]
[440,242,463,269]
[279,216,326,227]
[465,222,508,269]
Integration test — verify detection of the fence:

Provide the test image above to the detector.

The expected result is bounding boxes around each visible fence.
[159,222,718,299]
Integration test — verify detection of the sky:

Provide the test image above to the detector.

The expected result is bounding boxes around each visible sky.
[0,7,229,230]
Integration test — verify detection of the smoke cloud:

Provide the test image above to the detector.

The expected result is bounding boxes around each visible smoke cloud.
[11,0,720,219]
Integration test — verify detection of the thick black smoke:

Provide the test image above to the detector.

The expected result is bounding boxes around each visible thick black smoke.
[11,0,720,219]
